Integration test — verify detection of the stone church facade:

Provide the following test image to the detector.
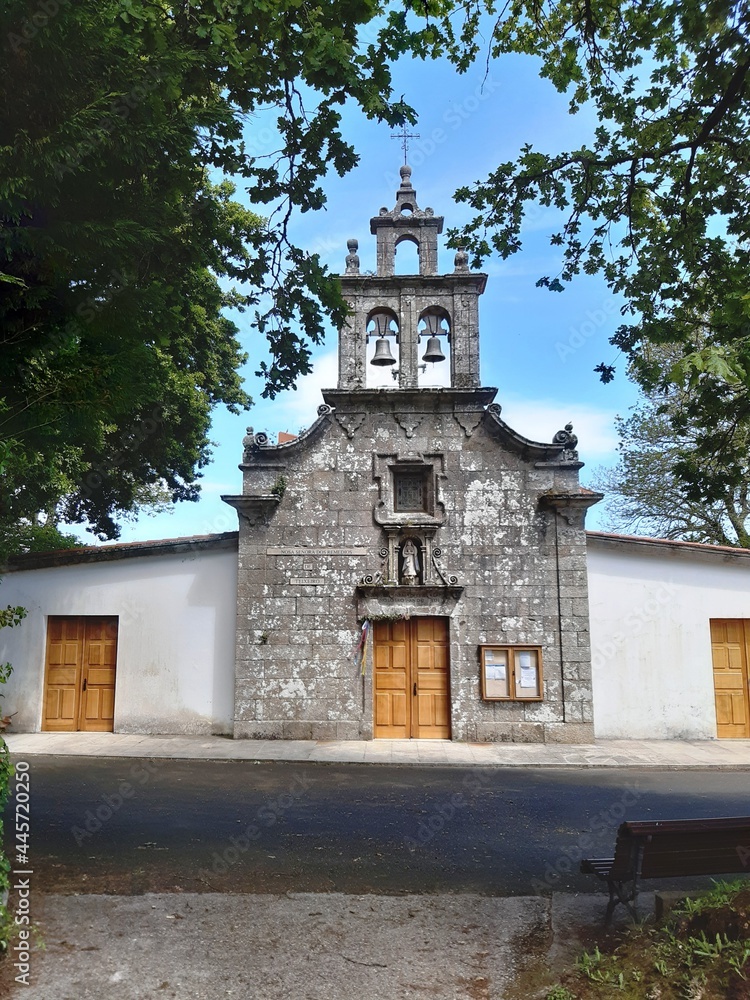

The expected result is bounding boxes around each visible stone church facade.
[223,167,601,743]
[3,172,749,741]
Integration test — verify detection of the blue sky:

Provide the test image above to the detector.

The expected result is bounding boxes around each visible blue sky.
[81,41,640,545]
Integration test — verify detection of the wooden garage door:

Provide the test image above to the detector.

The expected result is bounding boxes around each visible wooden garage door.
[373,617,450,739]
[43,617,118,732]
[710,619,750,739]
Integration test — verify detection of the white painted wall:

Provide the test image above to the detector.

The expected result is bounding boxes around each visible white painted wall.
[0,547,237,734]
[587,536,750,740]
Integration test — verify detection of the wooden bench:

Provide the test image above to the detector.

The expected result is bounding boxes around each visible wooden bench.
[580,816,750,925]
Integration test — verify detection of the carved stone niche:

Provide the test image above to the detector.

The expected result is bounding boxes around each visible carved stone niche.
[358,527,460,591]
[398,534,422,586]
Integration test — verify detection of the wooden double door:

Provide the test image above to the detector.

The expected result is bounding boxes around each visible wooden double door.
[373,617,451,739]
[711,619,750,738]
[43,617,118,732]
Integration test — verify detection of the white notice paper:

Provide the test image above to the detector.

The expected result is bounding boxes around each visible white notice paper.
[520,667,537,689]
[518,651,537,690]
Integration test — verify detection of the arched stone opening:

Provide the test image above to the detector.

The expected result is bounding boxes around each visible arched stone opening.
[394,234,420,275]
[418,307,452,387]
[366,308,400,387]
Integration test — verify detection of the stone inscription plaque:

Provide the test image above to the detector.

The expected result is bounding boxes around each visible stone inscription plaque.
[289,577,326,586]
[267,547,368,556]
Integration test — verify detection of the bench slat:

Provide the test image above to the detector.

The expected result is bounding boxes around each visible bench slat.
[625,817,750,836]
[580,858,614,876]
[581,816,750,883]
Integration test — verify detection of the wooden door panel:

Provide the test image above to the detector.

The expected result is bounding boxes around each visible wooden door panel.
[44,687,77,726]
[373,620,410,738]
[412,617,450,738]
[43,617,118,733]
[43,617,85,731]
[375,692,391,727]
[102,686,115,714]
[374,617,451,739]
[414,619,431,642]
[711,619,750,738]
[79,618,118,732]
[87,644,103,665]
[81,687,102,720]
[715,692,746,727]
[375,691,408,728]
[390,620,408,642]
[415,645,433,669]
[434,694,450,727]
[47,667,78,686]
[416,693,432,726]
[80,687,115,730]
[87,667,115,686]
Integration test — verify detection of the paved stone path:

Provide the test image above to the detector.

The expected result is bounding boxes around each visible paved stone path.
[6,732,750,768]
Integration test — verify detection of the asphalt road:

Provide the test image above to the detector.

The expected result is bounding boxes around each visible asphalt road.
[4,757,750,895]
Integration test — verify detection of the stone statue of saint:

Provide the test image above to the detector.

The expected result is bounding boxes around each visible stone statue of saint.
[401,538,420,585]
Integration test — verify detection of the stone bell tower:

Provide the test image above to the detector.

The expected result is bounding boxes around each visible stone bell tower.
[225,164,600,744]
[336,164,485,390]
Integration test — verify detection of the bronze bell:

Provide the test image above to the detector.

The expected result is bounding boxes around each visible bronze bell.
[371,336,396,366]
[422,336,446,364]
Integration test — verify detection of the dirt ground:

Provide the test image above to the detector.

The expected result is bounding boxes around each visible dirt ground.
[0,891,627,999]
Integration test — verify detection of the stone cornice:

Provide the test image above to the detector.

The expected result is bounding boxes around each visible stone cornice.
[322,387,497,411]
[483,404,571,463]
[355,585,464,620]
[540,490,604,512]
[337,272,488,294]
[238,405,335,466]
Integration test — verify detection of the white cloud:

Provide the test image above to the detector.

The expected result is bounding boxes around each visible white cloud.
[252,350,339,436]
[497,396,619,462]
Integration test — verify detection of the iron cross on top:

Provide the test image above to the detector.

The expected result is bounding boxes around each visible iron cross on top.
[391,123,420,164]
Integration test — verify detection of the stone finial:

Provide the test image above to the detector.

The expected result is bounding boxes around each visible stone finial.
[453,249,470,272]
[399,164,413,188]
[553,422,579,459]
[241,426,271,460]
[345,238,360,274]
[242,426,254,462]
